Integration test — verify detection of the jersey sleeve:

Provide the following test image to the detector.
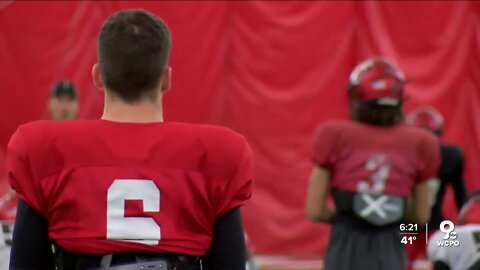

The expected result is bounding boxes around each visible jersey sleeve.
[214,138,253,217]
[7,128,44,215]
[417,133,441,183]
[312,123,337,170]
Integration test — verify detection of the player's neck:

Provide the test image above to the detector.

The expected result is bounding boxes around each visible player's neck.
[101,97,164,123]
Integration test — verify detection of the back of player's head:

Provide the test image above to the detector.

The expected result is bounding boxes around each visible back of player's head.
[348,58,405,126]
[98,9,171,103]
[405,106,444,136]
[458,190,480,225]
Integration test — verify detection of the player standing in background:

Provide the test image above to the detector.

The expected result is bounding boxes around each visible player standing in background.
[306,58,441,270]
[47,80,79,121]
[0,80,80,269]
[7,9,252,270]
[428,191,480,270]
[406,106,467,268]
[1,80,78,221]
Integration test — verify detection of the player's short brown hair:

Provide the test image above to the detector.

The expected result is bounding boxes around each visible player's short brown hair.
[98,9,171,103]
[351,102,403,126]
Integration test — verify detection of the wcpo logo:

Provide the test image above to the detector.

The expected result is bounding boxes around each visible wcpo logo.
[437,220,459,247]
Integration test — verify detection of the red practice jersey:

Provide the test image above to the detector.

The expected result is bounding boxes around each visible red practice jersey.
[313,121,440,196]
[7,120,253,255]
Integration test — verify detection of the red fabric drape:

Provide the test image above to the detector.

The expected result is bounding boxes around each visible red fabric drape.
[1,1,480,255]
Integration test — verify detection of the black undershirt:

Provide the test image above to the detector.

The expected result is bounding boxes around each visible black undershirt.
[203,207,247,270]
[10,200,246,270]
[9,200,54,270]
[430,144,467,228]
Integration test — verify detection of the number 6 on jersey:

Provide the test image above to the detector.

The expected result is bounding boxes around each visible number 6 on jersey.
[106,179,161,245]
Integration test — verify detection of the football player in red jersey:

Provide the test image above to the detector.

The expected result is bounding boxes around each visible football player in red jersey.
[405,106,467,268]
[306,58,441,270]
[1,80,78,234]
[428,191,480,270]
[7,9,253,270]
[0,80,79,268]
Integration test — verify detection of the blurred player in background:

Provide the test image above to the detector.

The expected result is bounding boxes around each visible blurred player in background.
[0,80,80,268]
[306,58,440,270]
[48,80,79,121]
[428,191,480,270]
[0,80,78,258]
[7,9,252,270]
[406,106,467,268]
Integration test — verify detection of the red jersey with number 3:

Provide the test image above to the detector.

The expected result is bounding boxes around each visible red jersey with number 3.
[7,120,253,255]
[312,120,440,196]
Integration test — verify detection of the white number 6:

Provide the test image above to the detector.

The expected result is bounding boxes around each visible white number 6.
[106,179,161,245]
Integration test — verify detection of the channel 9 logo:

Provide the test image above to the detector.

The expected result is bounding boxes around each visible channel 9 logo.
[436,220,460,247]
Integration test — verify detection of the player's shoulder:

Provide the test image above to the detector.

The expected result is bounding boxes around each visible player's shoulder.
[173,123,251,168]
[16,119,93,131]
[397,124,436,138]
[396,124,439,145]
[179,122,243,137]
[314,119,355,135]
[170,122,247,145]
[15,120,59,133]
[11,120,62,143]
[189,124,250,157]
[12,120,90,143]
[318,119,354,129]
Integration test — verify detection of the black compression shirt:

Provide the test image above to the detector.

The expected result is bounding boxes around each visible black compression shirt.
[430,144,467,228]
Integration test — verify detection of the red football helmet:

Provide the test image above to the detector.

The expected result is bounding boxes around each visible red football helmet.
[349,58,406,106]
[458,191,480,225]
[405,106,444,135]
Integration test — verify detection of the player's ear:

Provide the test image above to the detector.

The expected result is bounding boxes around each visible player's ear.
[92,64,105,92]
[160,66,172,93]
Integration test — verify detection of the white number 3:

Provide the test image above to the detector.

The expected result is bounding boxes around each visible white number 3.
[106,179,161,245]
[357,155,391,193]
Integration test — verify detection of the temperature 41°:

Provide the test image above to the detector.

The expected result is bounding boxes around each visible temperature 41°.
[401,236,417,245]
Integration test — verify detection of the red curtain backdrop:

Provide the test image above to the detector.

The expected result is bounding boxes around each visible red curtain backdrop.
[1,1,480,255]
